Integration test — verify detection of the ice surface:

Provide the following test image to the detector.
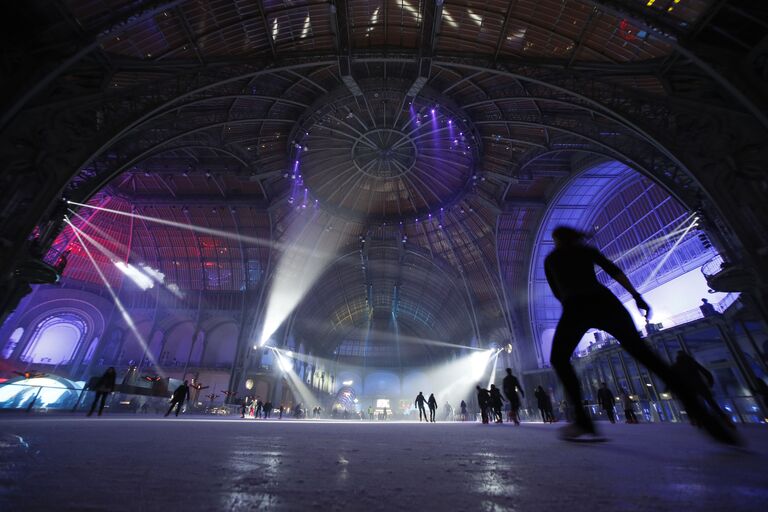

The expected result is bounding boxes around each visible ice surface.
[1,416,766,511]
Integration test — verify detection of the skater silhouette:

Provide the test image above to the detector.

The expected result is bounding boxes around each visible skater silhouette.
[534,386,554,423]
[671,351,729,423]
[415,392,429,422]
[597,382,616,423]
[489,384,504,423]
[476,385,491,424]
[165,380,190,417]
[544,225,740,444]
[87,367,116,417]
[427,393,438,422]
[503,368,524,425]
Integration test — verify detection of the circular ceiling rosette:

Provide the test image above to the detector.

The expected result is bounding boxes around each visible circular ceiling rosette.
[293,84,479,222]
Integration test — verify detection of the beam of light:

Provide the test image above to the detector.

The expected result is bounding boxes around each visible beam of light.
[420,349,496,411]
[68,201,319,257]
[611,212,697,263]
[641,216,698,289]
[69,210,185,299]
[297,321,485,351]
[66,219,161,293]
[270,347,317,409]
[258,212,336,346]
[114,261,154,290]
[65,218,163,375]
[486,349,502,389]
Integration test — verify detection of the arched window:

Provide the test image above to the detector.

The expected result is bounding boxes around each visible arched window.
[20,313,87,365]
[1,327,24,359]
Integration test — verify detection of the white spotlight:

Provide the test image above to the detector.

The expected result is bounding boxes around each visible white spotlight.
[114,261,154,290]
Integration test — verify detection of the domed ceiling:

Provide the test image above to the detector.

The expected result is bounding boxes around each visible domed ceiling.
[294,82,477,221]
[3,0,758,368]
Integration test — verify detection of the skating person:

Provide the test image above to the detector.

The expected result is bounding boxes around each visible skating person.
[368,405,374,420]
[502,368,524,425]
[544,225,740,444]
[489,384,504,423]
[263,401,272,418]
[415,392,429,422]
[87,367,116,417]
[534,386,553,423]
[255,398,263,418]
[671,351,730,424]
[476,385,491,424]
[620,389,638,424]
[597,382,616,423]
[460,400,468,421]
[165,380,190,417]
[427,393,438,422]
[444,402,454,421]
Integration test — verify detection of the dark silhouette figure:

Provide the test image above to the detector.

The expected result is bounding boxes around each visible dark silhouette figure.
[476,385,491,424]
[427,393,438,422]
[415,392,429,422]
[263,401,272,418]
[503,368,524,426]
[671,351,729,424]
[165,380,190,417]
[699,298,717,317]
[255,398,263,418]
[279,405,284,419]
[87,367,116,416]
[544,226,739,444]
[620,389,638,423]
[489,384,504,423]
[597,382,616,423]
[534,386,554,423]
[460,400,468,421]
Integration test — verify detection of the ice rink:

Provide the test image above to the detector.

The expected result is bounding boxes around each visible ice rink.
[1,416,767,511]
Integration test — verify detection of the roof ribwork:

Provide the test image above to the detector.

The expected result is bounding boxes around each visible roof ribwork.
[3,0,764,366]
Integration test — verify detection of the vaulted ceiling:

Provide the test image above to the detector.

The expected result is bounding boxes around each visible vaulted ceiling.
[2,0,766,365]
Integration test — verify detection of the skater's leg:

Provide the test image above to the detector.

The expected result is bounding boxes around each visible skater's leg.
[550,307,592,431]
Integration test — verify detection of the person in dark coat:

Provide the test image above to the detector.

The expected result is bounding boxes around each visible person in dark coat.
[597,382,616,423]
[476,385,491,424]
[427,393,438,423]
[544,225,739,444]
[255,398,263,418]
[165,380,190,417]
[489,384,504,423]
[620,389,638,424]
[534,386,553,423]
[460,400,468,421]
[87,367,116,416]
[415,392,429,422]
[263,401,272,418]
[503,368,524,425]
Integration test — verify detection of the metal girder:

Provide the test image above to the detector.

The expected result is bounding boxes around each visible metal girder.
[0,0,188,132]
[406,0,442,100]
[332,0,363,97]
[2,53,759,293]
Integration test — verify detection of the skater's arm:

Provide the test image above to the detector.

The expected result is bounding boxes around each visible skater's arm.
[592,249,651,317]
